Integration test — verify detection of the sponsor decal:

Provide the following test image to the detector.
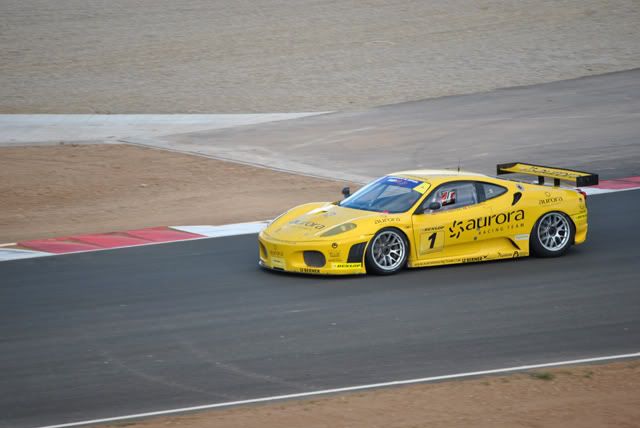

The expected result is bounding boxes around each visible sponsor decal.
[289,219,326,230]
[520,165,582,179]
[299,267,320,273]
[449,220,464,239]
[329,250,341,258]
[573,213,588,224]
[271,250,284,257]
[375,217,401,225]
[381,176,429,193]
[411,255,490,268]
[476,223,525,235]
[449,210,525,239]
[440,190,456,206]
[422,225,444,232]
[539,195,564,205]
[331,242,338,249]
[411,259,451,267]
[513,251,520,258]
[331,262,362,269]
[414,182,431,194]
[514,234,529,241]
[461,255,488,263]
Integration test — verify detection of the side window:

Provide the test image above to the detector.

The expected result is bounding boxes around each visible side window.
[423,182,478,212]
[479,182,507,201]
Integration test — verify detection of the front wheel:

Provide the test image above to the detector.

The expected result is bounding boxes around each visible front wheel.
[530,211,574,257]
[365,228,408,275]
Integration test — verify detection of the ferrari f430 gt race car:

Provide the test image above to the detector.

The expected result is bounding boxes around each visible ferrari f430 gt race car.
[258,162,598,275]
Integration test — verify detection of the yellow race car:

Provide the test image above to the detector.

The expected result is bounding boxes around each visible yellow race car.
[258,162,598,275]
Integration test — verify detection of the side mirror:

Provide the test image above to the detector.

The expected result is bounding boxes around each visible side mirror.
[342,187,351,199]
[428,202,441,211]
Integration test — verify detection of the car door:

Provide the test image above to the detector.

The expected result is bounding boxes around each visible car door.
[411,181,491,262]
[474,181,528,256]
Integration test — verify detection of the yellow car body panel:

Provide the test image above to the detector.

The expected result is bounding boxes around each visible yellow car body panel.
[258,169,590,275]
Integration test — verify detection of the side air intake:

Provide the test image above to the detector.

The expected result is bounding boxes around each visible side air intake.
[347,242,367,263]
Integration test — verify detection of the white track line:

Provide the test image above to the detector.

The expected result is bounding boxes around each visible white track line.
[36,351,640,428]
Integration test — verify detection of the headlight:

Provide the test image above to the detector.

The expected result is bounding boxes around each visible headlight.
[320,223,357,237]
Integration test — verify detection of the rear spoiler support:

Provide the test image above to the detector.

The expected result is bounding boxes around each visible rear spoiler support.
[497,162,599,187]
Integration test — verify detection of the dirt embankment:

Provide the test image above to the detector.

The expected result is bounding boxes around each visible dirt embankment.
[2,0,639,113]
[0,144,353,242]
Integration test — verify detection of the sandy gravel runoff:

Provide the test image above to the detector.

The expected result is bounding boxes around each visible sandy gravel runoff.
[0,144,353,243]
[2,0,639,113]
[103,361,640,428]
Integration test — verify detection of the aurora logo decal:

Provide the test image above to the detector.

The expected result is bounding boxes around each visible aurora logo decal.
[375,217,401,224]
[449,220,464,239]
[539,196,563,205]
[449,210,525,239]
[289,219,326,230]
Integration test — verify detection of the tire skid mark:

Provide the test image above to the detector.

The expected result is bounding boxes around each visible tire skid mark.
[85,337,238,401]
[175,336,318,392]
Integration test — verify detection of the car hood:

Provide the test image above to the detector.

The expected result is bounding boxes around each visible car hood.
[267,203,374,241]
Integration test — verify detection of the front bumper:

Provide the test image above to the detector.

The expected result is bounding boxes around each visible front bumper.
[258,231,369,275]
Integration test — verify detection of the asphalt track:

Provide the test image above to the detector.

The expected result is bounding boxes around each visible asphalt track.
[1,191,639,428]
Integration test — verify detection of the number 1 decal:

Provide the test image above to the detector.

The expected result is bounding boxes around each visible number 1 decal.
[420,230,444,255]
[427,232,437,249]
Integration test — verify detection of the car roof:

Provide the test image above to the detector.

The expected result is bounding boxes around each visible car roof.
[391,169,489,182]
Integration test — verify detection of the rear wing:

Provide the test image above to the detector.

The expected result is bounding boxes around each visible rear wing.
[497,162,599,187]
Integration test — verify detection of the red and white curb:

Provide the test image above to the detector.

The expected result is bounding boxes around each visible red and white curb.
[580,176,640,195]
[1,177,638,262]
[0,222,269,262]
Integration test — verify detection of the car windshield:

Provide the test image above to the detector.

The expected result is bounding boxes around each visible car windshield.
[339,176,426,213]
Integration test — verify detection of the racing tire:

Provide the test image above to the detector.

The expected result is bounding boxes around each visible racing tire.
[530,211,575,258]
[365,228,408,275]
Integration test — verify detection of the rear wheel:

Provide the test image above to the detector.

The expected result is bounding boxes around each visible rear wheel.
[365,228,408,275]
[530,211,574,257]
